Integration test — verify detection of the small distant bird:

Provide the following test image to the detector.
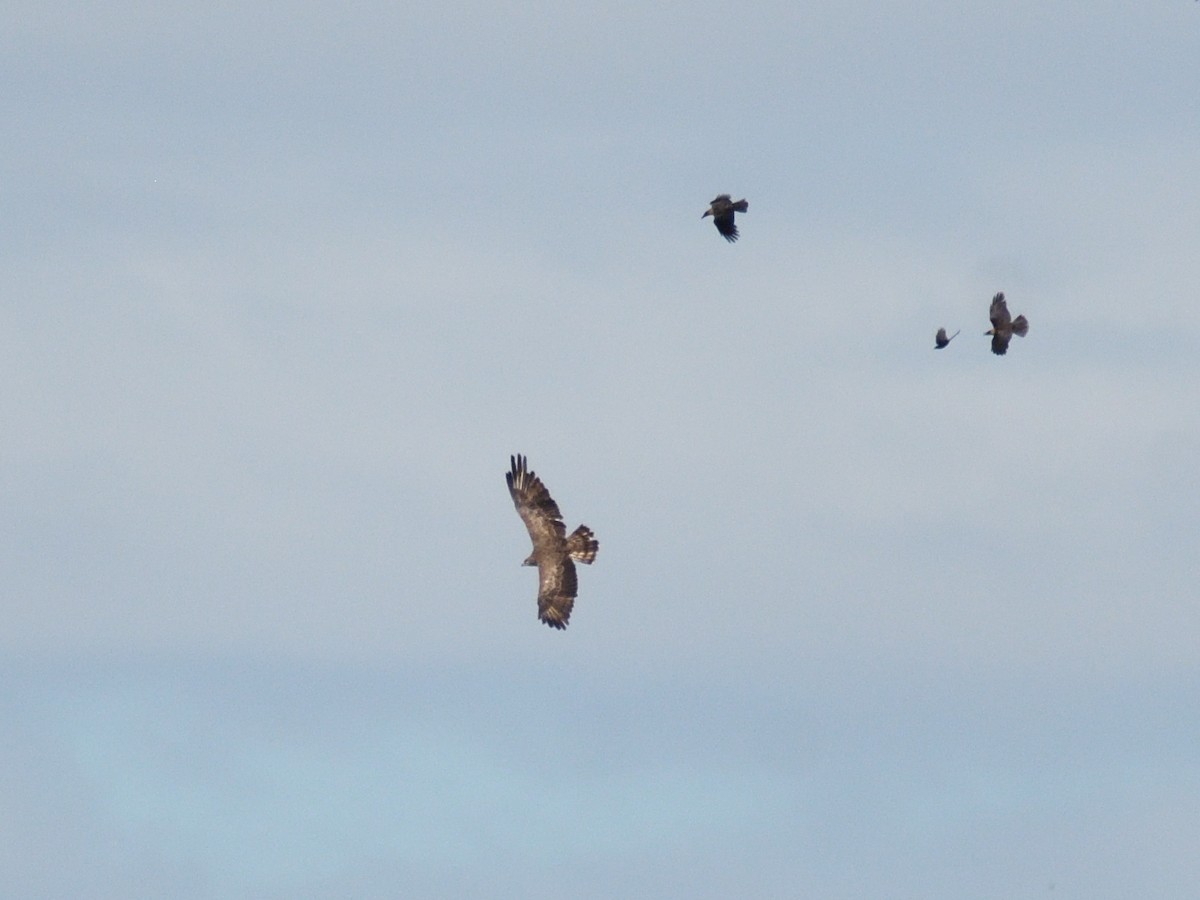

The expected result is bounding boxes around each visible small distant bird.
[702,194,749,242]
[985,292,1029,356]
[935,327,960,349]
[506,455,599,630]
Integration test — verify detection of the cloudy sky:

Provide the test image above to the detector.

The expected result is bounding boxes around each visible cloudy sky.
[3,2,1200,897]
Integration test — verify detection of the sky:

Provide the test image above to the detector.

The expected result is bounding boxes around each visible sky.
[3,1,1200,897]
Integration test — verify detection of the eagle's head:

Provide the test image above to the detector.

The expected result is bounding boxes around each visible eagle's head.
[522,554,537,567]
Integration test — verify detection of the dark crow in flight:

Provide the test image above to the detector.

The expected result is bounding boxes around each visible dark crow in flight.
[702,195,748,242]
[935,328,960,349]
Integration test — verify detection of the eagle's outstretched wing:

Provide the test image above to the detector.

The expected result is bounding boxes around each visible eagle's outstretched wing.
[535,557,577,630]
[989,292,1012,330]
[507,453,565,548]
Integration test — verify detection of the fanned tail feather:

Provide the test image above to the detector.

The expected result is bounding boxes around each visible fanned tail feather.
[567,525,599,564]
[1011,315,1029,337]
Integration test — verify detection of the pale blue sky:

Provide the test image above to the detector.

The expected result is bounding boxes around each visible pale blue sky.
[3,2,1199,897]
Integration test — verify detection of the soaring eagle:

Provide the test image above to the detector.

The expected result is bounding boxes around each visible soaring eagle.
[935,327,960,349]
[506,454,598,630]
[702,194,749,242]
[986,292,1029,356]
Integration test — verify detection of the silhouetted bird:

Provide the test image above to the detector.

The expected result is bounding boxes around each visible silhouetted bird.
[702,195,748,242]
[986,292,1029,355]
[506,455,598,630]
[935,327,960,349]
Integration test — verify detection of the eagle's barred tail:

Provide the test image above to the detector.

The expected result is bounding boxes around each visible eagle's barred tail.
[567,525,599,564]
[1011,315,1029,337]
[732,199,748,213]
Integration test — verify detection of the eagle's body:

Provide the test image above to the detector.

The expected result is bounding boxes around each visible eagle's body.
[986,292,1029,356]
[703,194,748,242]
[506,454,598,630]
[935,327,960,349]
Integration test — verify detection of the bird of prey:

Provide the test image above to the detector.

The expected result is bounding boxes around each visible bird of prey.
[935,327,960,349]
[506,454,598,630]
[702,194,749,242]
[985,292,1029,355]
